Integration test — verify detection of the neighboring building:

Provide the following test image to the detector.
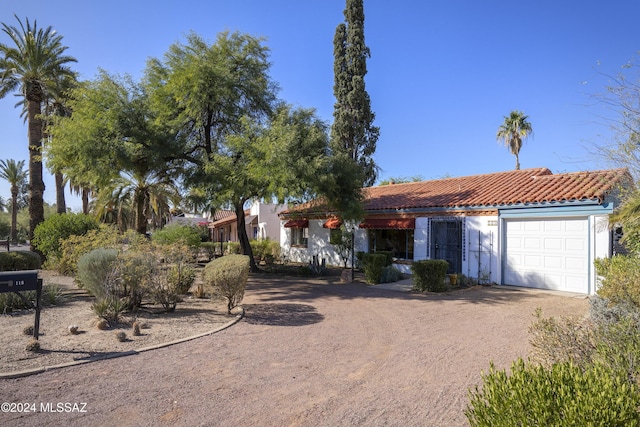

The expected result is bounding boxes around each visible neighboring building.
[279,168,631,295]
[209,201,286,243]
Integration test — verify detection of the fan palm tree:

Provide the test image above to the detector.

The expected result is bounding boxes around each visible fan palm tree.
[496,110,533,170]
[0,159,27,242]
[0,15,77,244]
[94,171,180,234]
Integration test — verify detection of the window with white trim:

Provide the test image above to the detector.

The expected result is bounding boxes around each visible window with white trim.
[291,227,308,247]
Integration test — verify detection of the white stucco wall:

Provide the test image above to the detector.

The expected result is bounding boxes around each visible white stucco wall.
[463,216,500,284]
[592,214,612,293]
[280,220,367,268]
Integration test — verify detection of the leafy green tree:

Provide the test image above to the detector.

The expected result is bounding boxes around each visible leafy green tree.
[145,32,278,269]
[496,110,533,170]
[145,31,276,159]
[379,175,424,185]
[48,70,179,233]
[198,106,331,272]
[0,159,27,242]
[331,0,379,188]
[43,72,78,214]
[0,15,77,244]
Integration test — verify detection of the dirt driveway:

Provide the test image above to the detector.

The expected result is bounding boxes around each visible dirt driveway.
[0,274,588,427]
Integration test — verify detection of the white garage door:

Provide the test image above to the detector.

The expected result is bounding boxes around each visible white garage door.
[503,218,589,293]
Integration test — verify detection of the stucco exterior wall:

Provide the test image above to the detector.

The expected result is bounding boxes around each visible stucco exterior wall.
[280,220,367,268]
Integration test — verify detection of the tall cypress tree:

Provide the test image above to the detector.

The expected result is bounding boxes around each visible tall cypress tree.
[331,0,379,187]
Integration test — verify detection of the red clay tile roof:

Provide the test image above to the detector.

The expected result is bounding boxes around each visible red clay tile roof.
[282,168,630,216]
[209,209,252,228]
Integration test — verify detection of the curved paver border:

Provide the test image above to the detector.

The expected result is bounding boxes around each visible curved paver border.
[0,308,244,379]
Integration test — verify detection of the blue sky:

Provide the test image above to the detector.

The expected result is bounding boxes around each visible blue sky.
[1,0,639,211]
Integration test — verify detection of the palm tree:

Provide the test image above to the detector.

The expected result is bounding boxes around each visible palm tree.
[496,110,533,170]
[0,159,27,243]
[94,171,180,234]
[0,15,77,246]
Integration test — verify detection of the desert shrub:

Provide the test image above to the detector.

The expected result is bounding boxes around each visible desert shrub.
[200,242,217,261]
[203,254,249,313]
[0,284,65,312]
[528,308,595,369]
[411,259,449,292]
[113,247,156,308]
[0,292,30,313]
[148,270,181,312]
[76,248,119,297]
[530,299,640,386]
[32,213,99,261]
[466,358,640,426]
[381,265,403,283]
[595,255,640,307]
[167,264,196,294]
[57,226,139,275]
[250,239,281,265]
[361,253,387,284]
[0,251,41,271]
[374,251,393,266]
[222,241,240,255]
[152,224,202,249]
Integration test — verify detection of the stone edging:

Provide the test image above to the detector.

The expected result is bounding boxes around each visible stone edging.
[0,308,245,380]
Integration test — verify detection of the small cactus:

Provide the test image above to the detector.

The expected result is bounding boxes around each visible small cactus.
[25,339,40,352]
[132,321,141,336]
[115,331,127,342]
[22,325,34,336]
[96,319,109,330]
[68,325,80,335]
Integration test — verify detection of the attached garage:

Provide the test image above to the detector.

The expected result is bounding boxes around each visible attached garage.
[503,217,589,293]
[280,167,630,295]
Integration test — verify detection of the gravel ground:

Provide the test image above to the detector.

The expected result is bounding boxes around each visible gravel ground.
[0,273,588,427]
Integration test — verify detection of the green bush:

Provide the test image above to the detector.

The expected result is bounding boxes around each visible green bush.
[595,255,640,306]
[114,247,156,308]
[152,224,202,249]
[56,226,126,275]
[0,219,9,240]
[530,298,640,387]
[0,284,65,312]
[203,254,249,313]
[528,307,595,369]
[0,251,42,271]
[76,248,119,298]
[381,265,403,283]
[167,264,196,294]
[466,358,640,426]
[224,241,240,255]
[200,242,217,260]
[361,253,387,284]
[374,251,393,266]
[32,213,99,260]
[250,239,281,264]
[411,259,449,292]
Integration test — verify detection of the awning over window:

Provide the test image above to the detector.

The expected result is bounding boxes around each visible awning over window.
[284,219,309,228]
[359,218,415,229]
[322,217,342,229]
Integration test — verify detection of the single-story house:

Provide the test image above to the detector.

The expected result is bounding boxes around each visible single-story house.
[279,167,631,295]
[209,201,286,243]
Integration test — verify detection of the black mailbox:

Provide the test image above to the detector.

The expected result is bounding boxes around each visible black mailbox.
[0,270,40,293]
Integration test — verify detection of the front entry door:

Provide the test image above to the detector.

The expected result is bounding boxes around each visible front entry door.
[431,220,462,273]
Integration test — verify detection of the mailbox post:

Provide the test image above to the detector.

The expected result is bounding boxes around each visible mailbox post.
[0,271,42,339]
